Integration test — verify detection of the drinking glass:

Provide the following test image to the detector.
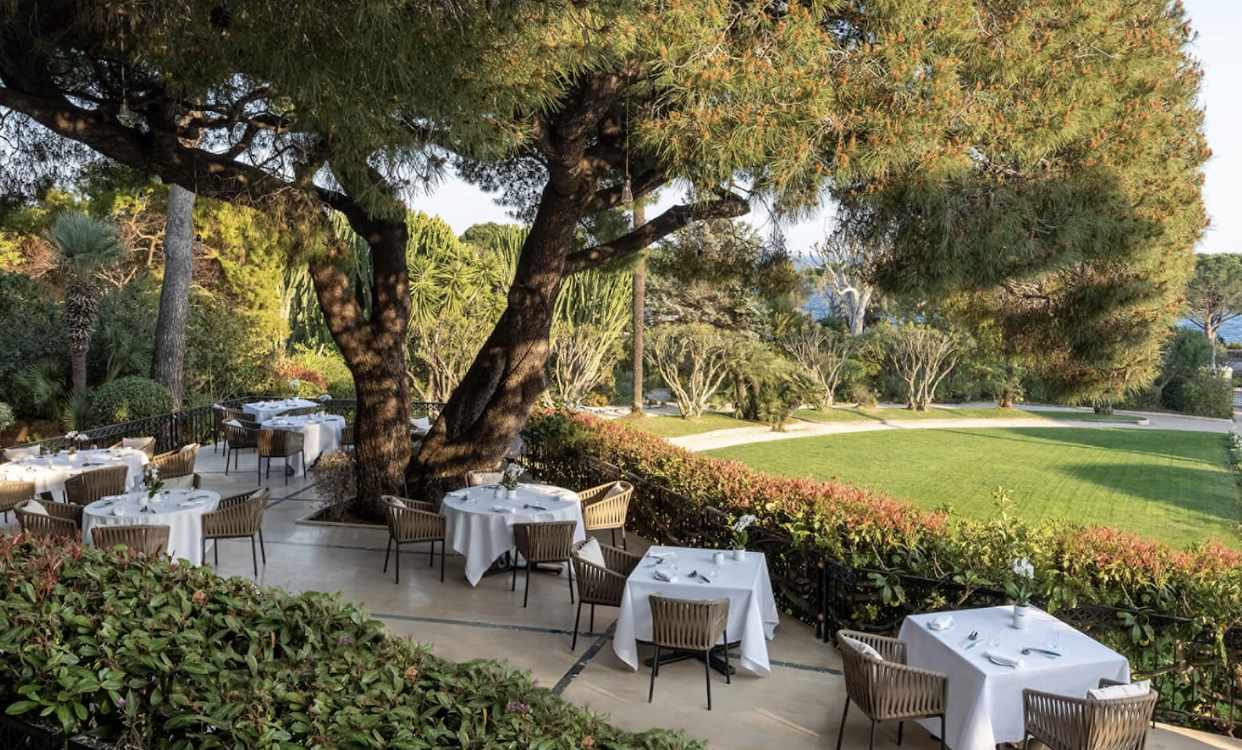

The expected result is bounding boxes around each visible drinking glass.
[987,629,1001,648]
[1046,627,1062,651]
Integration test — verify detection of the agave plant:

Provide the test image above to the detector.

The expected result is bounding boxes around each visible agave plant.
[45,213,128,392]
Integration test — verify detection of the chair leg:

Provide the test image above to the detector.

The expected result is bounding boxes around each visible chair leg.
[284,456,289,486]
[429,539,435,567]
[940,716,946,750]
[214,539,219,565]
[705,651,712,710]
[897,721,903,746]
[723,628,731,684]
[835,701,850,750]
[202,538,207,566]
[621,526,626,550]
[523,564,531,608]
[648,645,660,703]
[250,535,258,577]
[384,537,392,573]
[590,604,595,634]
[395,542,400,585]
[611,528,616,547]
[868,719,876,750]
[572,601,582,651]
[258,528,266,564]
[567,558,574,604]
[439,540,445,582]
[301,451,306,476]
[225,447,231,475]
[511,554,518,591]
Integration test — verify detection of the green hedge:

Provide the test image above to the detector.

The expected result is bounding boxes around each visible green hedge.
[88,377,175,427]
[0,533,701,750]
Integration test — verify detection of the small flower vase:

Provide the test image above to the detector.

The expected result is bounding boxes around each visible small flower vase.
[713,551,725,565]
[732,548,746,561]
[1012,603,1029,629]
[505,489,518,500]
[493,487,503,499]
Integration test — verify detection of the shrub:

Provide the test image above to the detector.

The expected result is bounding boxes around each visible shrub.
[849,384,877,408]
[0,402,13,434]
[0,272,67,416]
[1165,371,1233,419]
[314,449,356,522]
[87,377,174,427]
[272,362,328,398]
[0,533,702,749]
[288,343,355,397]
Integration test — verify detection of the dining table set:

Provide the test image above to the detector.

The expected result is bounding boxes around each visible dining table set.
[0,447,148,496]
[82,488,221,565]
[259,412,346,475]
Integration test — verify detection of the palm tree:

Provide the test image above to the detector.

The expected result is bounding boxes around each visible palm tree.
[45,213,127,392]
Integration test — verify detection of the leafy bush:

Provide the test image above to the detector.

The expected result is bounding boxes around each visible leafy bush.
[1164,371,1233,418]
[0,402,13,434]
[0,533,701,749]
[184,291,276,400]
[87,377,174,427]
[0,272,67,416]
[526,410,1242,730]
[288,344,355,397]
[272,362,328,397]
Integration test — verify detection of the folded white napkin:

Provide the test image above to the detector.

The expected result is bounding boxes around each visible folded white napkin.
[112,506,129,516]
[649,551,676,561]
[983,649,1024,668]
[928,615,954,631]
[491,505,515,513]
[224,419,243,428]
[652,566,677,582]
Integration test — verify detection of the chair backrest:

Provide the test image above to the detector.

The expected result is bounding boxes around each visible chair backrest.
[222,421,258,447]
[341,424,355,446]
[110,436,157,459]
[571,539,640,606]
[15,501,78,538]
[152,444,199,479]
[44,499,85,528]
[283,406,317,417]
[1085,691,1159,750]
[0,479,36,513]
[92,524,171,557]
[3,445,41,461]
[221,407,257,424]
[258,428,303,456]
[64,465,129,506]
[581,481,633,530]
[466,471,502,487]
[202,488,270,537]
[649,595,730,652]
[513,520,577,562]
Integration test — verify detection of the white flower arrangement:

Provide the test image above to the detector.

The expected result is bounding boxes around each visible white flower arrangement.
[1005,556,1036,606]
[730,514,758,550]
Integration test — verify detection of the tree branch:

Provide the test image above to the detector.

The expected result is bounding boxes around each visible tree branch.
[563,193,749,274]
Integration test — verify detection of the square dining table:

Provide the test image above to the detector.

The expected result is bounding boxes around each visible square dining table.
[898,605,1130,750]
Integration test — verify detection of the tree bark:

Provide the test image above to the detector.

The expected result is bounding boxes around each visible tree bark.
[151,183,196,407]
[630,201,646,414]
[310,216,411,516]
[66,281,97,393]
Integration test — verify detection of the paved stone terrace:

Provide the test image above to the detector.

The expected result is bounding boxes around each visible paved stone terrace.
[6,447,1239,750]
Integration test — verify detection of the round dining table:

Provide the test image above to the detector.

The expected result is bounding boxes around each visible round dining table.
[441,483,584,586]
[242,398,318,423]
[0,448,147,496]
[260,413,346,475]
[83,489,220,565]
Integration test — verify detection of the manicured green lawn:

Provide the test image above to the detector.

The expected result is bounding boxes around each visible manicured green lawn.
[705,428,1239,548]
[624,412,757,438]
[794,407,1145,424]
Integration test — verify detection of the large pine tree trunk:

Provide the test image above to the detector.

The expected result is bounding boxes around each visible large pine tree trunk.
[411,189,582,481]
[151,183,196,406]
[630,202,646,415]
[311,217,411,516]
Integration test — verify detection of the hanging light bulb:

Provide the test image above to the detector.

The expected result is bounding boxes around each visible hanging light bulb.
[117,100,133,123]
[621,175,633,204]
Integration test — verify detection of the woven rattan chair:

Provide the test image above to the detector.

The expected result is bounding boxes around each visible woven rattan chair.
[0,479,35,522]
[512,520,577,608]
[578,481,634,549]
[201,488,270,576]
[381,495,447,584]
[64,465,129,506]
[283,406,317,417]
[45,498,84,529]
[341,424,355,451]
[647,595,731,710]
[1021,680,1158,750]
[92,524,171,558]
[152,444,199,480]
[109,436,157,459]
[570,539,641,649]
[14,500,78,538]
[836,630,947,750]
[257,429,305,485]
[222,421,259,474]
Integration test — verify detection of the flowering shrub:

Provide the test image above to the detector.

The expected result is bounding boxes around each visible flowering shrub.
[527,410,1242,730]
[0,533,702,749]
[271,363,328,398]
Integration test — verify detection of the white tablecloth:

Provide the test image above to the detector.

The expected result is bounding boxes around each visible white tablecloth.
[260,414,345,475]
[83,489,220,565]
[899,606,1130,750]
[442,483,584,586]
[0,448,147,496]
[243,398,318,423]
[613,546,780,676]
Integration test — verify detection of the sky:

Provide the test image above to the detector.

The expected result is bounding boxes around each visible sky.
[416,0,1241,257]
